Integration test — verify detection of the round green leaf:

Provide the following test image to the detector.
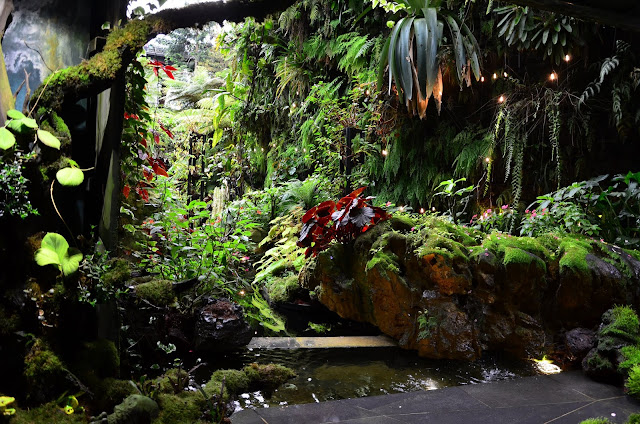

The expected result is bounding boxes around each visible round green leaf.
[37,129,61,149]
[21,118,38,129]
[6,109,26,120]
[0,127,16,150]
[56,167,84,186]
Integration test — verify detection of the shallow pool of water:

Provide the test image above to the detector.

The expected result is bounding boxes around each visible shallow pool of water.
[199,347,539,411]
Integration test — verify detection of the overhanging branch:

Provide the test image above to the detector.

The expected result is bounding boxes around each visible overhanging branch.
[31,0,299,112]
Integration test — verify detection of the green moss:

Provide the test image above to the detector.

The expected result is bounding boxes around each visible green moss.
[599,306,640,343]
[625,365,640,398]
[627,413,640,424]
[205,369,249,401]
[135,279,175,306]
[558,238,591,273]
[416,233,470,262]
[155,392,206,424]
[242,363,296,393]
[12,402,85,424]
[24,339,65,381]
[93,378,137,413]
[103,258,131,287]
[389,214,416,231]
[266,273,300,303]
[502,246,546,271]
[586,352,614,373]
[34,19,155,111]
[366,251,400,277]
[620,345,640,374]
[578,419,611,424]
[156,368,189,394]
[354,220,391,251]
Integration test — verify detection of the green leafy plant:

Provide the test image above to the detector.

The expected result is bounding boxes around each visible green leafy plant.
[1,109,61,151]
[380,0,480,118]
[433,177,474,223]
[0,153,38,219]
[417,309,437,340]
[495,5,580,65]
[34,233,83,276]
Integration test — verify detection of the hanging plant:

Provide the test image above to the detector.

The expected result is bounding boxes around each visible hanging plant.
[378,0,481,119]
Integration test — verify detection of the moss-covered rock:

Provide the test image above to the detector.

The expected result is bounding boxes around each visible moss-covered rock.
[242,363,296,394]
[205,369,249,402]
[134,280,175,306]
[92,378,137,414]
[155,392,206,424]
[265,273,300,303]
[103,259,131,288]
[24,339,71,402]
[583,306,640,382]
[156,368,189,394]
[12,402,86,424]
[106,394,159,424]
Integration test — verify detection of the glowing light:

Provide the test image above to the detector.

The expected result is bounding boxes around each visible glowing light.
[261,148,264,152]
[382,149,388,156]
[239,290,246,296]
[564,54,571,62]
[485,157,491,163]
[549,72,557,81]
[498,95,505,103]
[431,207,436,212]
[303,148,307,153]
[492,73,498,80]
[480,76,485,82]
[399,206,405,212]
[292,103,297,108]
[438,91,442,96]
[365,89,370,96]
[419,208,425,214]
[532,356,561,375]
[503,71,508,78]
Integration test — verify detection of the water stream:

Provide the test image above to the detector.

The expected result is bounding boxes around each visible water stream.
[199,346,539,411]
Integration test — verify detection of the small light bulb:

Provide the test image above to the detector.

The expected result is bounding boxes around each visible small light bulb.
[431,207,436,212]
[292,103,297,108]
[498,95,505,103]
[382,149,388,156]
[485,157,491,163]
[492,73,498,80]
[239,290,246,296]
[549,72,557,81]
[261,148,264,152]
[503,71,508,78]
[480,76,485,82]
[303,148,307,153]
[420,208,425,214]
[399,206,405,212]
[365,89,370,96]
[564,54,571,62]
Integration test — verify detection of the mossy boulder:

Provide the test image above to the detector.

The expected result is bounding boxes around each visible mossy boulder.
[301,216,640,361]
[583,306,640,382]
[102,394,159,424]
[155,392,206,424]
[103,259,131,288]
[205,369,249,402]
[242,363,297,394]
[134,280,175,306]
[23,339,73,403]
[12,401,86,424]
[92,378,137,414]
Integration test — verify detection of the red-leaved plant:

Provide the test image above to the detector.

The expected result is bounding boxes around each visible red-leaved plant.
[297,187,391,257]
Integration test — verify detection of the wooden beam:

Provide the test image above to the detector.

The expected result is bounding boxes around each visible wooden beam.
[506,0,640,32]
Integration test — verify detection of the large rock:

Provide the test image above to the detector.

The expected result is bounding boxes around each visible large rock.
[194,298,253,352]
[300,217,640,361]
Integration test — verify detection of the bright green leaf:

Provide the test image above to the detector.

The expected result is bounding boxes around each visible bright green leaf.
[22,118,38,129]
[0,127,16,150]
[56,167,85,186]
[37,129,61,149]
[7,109,26,120]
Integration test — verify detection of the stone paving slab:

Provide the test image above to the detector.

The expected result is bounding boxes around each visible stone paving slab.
[230,371,640,424]
[247,336,397,349]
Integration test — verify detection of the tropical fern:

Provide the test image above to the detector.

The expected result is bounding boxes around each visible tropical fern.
[579,40,629,107]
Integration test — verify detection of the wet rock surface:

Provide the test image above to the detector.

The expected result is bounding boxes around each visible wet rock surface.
[300,218,640,360]
[194,298,254,352]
